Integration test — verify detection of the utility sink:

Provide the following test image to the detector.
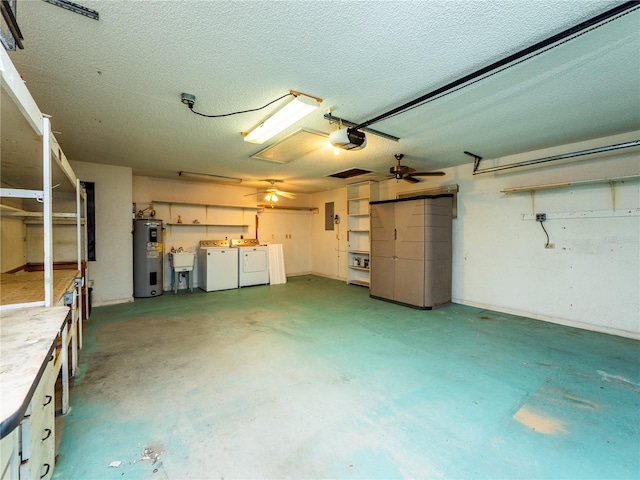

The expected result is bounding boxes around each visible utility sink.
[170,252,195,269]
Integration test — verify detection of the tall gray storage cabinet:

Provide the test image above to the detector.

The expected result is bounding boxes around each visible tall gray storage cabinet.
[370,195,453,309]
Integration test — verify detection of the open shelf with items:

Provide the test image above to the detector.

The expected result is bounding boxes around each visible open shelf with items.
[346,180,378,287]
[257,204,319,212]
[150,200,257,229]
[166,222,249,227]
[151,199,259,209]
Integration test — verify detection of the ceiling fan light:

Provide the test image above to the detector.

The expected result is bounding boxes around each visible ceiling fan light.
[244,94,320,145]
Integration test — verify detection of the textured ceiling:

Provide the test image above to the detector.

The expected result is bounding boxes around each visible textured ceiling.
[4,0,640,193]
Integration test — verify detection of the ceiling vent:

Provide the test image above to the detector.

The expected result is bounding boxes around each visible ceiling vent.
[251,128,328,164]
[326,168,374,179]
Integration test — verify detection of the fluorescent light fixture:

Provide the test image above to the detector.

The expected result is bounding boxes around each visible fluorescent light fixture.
[243,92,321,145]
[178,171,242,183]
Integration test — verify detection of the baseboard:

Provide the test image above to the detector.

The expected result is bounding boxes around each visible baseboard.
[93,296,134,307]
[286,271,312,277]
[307,271,345,282]
[454,298,640,340]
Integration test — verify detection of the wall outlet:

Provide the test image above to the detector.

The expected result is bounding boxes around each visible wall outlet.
[545,243,555,249]
[536,213,546,222]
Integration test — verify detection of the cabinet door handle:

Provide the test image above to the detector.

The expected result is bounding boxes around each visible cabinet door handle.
[43,395,53,407]
[40,463,50,479]
[394,228,397,240]
[41,428,52,442]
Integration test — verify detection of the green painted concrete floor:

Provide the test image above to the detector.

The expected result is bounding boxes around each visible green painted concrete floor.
[53,275,639,479]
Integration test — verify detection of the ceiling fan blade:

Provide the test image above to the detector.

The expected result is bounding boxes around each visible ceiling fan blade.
[277,190,297,199]
[244,192,260,196]
[403,175,420,184]
[412,171,446,176]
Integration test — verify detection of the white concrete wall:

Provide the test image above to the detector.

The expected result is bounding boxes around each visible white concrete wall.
[133,175,314,289]
[309,189,348,281]
[71,161,133,306]
[23,197,78,264]
[26,223,78,263]
[0,217,25,272]
[258,209,313,276]
[67,130,639,340]
[377,132,640,339]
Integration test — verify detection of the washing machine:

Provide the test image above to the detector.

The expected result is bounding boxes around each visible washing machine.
[231,239,270,287]
[198,240,239,292]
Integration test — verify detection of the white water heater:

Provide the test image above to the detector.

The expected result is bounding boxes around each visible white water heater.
[133,219,164,297]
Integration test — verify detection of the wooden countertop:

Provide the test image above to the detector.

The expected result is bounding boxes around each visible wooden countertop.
[0,306,69,438]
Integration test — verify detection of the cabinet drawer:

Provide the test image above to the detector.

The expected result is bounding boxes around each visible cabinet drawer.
[20,356,55,480]
[19,452,53,480]
[21,359,54,463]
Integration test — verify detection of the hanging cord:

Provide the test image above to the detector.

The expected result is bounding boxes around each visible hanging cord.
[538,219,550,247]
[186,93,293,118]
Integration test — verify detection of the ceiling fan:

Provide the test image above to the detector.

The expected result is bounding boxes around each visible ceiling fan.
[246,179,297,202]
[389,154,445,183]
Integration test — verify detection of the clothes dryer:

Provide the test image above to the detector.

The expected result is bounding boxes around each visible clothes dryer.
[231,239,270,287]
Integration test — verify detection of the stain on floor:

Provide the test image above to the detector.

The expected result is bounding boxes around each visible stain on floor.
[53,276,640,479]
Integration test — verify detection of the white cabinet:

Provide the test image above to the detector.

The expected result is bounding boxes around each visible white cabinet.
[19,358,55,480]
[346,181,378,287]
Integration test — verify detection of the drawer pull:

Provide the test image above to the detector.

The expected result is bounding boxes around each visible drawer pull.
[43,395,53,407]
[40,463,50,479]
[41,429,52,442]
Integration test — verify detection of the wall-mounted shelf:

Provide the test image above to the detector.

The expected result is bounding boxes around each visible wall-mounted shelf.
[501,175,639,193]
[1,210,79,218]
[521,209,639,221]
[23,218,85,225]
[257,204,319,212]
[152,200,259,210]
[166,223,249,227]
[150,200,255,231]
